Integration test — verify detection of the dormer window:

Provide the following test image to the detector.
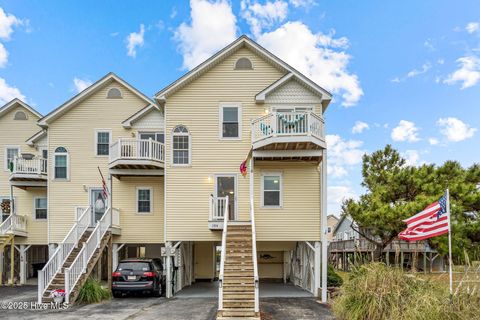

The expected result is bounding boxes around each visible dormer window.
[234,57,253,70]
[14,111,27,120]
[107,88,122,99]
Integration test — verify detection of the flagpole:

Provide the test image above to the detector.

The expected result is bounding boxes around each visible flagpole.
[446,188,453,297]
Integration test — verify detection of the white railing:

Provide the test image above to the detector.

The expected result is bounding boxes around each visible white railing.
[209,196,228,221]
[0,214,27,235]
[12,157,47,175]
[65,207,112,304]
[251,111,325,143]
[38,207,91,303]
[109,138,165,163]
[218,196,229,311]
[250,198,259,313]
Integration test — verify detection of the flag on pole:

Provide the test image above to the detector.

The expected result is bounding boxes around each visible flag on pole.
[398,194,449,241]
[239,148,253,177]
[98,167,109,199]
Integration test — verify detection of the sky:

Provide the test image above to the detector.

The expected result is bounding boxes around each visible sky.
[0,0,479,215]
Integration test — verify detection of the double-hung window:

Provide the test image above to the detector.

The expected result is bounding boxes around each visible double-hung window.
[172,125,190,165]
[137,188,152,213]
[220,105,241,139]
[54,147,68,179]
[5,147,19,171]
[262,173,282,207]
[34,198,47,219]
[96,130,111,156]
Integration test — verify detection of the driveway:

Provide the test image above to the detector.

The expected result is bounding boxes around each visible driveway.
[0,286,334,319]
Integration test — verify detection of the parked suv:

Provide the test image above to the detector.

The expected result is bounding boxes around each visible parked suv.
[112,258,164,297]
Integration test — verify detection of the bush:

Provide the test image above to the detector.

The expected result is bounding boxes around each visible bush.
[327,265,343,287]
[333,263,480,320]
[76,277,111,304]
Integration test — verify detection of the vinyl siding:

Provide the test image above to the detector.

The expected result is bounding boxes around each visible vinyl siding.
[15,188,48,244]
[165,47,322,241]
[265,79,323,105]
[47,80,157,243]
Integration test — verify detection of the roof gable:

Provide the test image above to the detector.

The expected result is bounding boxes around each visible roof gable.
[0,98,42,119]
[122,104,163,129]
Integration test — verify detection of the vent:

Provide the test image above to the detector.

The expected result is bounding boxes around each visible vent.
[14,111,28,120]
[107,88,122,99]
[235,57,253,70]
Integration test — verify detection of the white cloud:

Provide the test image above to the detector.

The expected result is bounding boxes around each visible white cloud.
[174,0,237,70]
[326,134,365,178]
[257,21,362,107]
[0,7,21,41]
[437,117,477,142]
[289,0,317,8]
[0,43,7,68]
[0,77,25,105]
[428,137,439,145]
[241,0,288,37]
[328,165,348,178]
[466,22,479,34]
[424,39,435,51]
[126,24,145,58]
[328,185,357,215]
[444,55,480,89]
[406,62,431,78]
[170,7,178,19]
[352,121,369,134]
[391,120,420,142]
[403,150,420,166]
[73,77,92,93]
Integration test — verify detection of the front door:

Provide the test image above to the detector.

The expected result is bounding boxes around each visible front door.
[90,188,106,225]
[216,175,236,220]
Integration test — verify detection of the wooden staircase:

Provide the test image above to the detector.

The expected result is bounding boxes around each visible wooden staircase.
[218,224,259,320]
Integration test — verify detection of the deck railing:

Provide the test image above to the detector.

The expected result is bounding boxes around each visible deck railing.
[38,207,91,303]
[329,239,428,252]
[209,196,228,221]
[218,196,229,311]
[251,111,325,143]
[0,214,27,235]
[109,138,165,163]
[12,157,47,175]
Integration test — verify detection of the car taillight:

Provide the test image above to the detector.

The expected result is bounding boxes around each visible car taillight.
[143,272,155,277]
[112,272,121,277]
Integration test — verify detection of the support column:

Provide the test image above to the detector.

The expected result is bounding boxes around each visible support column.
[107,237,112,289]
[314,241,321,297]
[0,247,4,285]
[112,243,124,272]
[166,242,172,298]
[10,238,14,286]
[320,149,328,302]
[16,245,30,285]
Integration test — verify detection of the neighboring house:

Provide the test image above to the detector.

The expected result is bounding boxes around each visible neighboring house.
[0,35,331,317]
[329,215,444,272]
[326,214,339,242]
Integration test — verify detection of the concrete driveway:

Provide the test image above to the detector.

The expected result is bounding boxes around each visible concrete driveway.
[0,286,334,320]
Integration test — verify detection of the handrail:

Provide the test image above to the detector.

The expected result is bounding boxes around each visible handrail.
[209,196,228,221]
[65,207,112,303]
[109,138,165,163]
[12,156,47,175]
[218,196,229,311]
[0,214,13,235]
[38,206,91,303]
[250,197,259,313]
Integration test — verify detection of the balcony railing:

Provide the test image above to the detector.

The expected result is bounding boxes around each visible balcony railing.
[329,239,429,252]
[109,138,165,164]
[209,196,228,221]
[251,111,324,143]
[11,157,47,176]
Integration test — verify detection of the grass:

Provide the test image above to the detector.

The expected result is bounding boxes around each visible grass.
[332,263,480,320]
[76,278,111,304]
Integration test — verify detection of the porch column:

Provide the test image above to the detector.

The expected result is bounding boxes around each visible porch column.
[48,243,57,259]
[320,149,328,302]
[112,243,125,271]
[314,241,321,297]
[16,245,30,285]
[165,241,172,298]
[0,247,4,285]
[107,237,112,289]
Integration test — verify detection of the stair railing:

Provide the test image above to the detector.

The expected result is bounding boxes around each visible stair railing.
[38,206,91,303]
[0,214,13,235]
[64,207,112,304]
[250,197,259,313]
[218,196,229,311]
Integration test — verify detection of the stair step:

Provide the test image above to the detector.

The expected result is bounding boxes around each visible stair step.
[223,300,255,308]
[223,286,255,292]
[221,308,256,317]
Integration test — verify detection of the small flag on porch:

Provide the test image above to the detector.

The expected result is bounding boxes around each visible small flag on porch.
[98,167,109,199]
[239,148,253,177]
[398,194,449,241]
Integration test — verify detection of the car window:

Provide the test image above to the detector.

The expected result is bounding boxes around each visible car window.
[117,262,151,271]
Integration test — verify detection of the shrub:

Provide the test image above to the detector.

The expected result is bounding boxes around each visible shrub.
[76,277,111,304]
[333,263,480,320]
[327,265,343,287]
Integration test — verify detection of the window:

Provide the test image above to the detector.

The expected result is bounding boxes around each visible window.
[172,125,190,165]
[107,88,122,99]
[54,147,68,179]
[137,188,152,213]
[235,57,253,70]
[220,105,241,139]
[41,148,48,159]
[95,130,111,156]
[4,147,19,171]
[14,111,27,120]
[139,132,164,143]
[262,173,282,207]
[34,198,47,220]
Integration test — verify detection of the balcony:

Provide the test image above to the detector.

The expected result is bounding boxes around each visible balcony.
[9,157,47,187]
[329,239,435,253]
[208,196,228,230]
[109,138,165,177]
[251,111,325,160]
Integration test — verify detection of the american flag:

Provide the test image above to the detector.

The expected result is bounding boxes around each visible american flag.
[398,195,449,241]
[98,167,109,199]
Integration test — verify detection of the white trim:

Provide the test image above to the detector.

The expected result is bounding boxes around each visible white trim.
[0,195,16,215]
[4,145,20,171]
[253,150,322,158]
[26,130,47,147]
[171,125,191,167]
[53,147,69,181]
[106,87,123,99]
[138,131,165,143]
[0,98,42,119]
[94,129,112,157]
[33,197,48,220]
[136,187,153,214]
[261,172,283,208]
[13,110,28,120]
[218,103,242,140]
[214,174,238,220]
[122,104,162,129]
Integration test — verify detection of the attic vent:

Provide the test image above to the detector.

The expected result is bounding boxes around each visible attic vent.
[235,57,253,70]
[107,87,122,99]
[14,110,27,120]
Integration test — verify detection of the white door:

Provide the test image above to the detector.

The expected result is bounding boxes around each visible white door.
[90,188,106,225]
[215,175,237,220]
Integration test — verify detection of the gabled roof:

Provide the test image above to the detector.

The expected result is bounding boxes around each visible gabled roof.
[327,214,339,221]
[121,104,162,129]
[38,72,155,127]
[154,35,332,104]
[0,98,42,119]
[26,129,47,146]
[333,215,356,235]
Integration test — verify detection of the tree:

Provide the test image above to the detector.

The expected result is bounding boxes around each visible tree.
[342,145,480,261]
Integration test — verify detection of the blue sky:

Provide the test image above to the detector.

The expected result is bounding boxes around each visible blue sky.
[1,0,479,214]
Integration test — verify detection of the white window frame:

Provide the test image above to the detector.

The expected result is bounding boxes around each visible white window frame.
[94,129,112,157]
[270,105,314,113]
[0,196,16,215]
[39,147,48,159]
[136,187,153,214]
[214,173,238,220]
[261,172,283,208]
[33,197,48,220]
[139,131,165,143]
[171,125,191,166]
[53,147,69,181]
[4,145,20,171]
[219,103,242,140]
